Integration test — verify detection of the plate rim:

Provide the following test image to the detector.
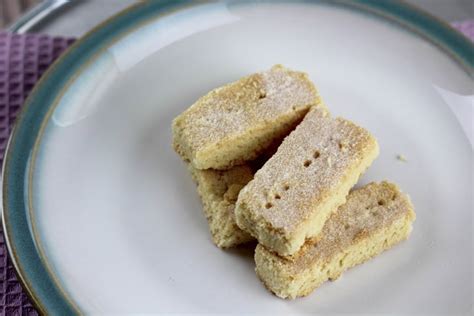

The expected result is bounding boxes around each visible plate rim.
[2,0,473,314]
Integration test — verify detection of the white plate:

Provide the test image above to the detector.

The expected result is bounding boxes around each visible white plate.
[3,1,473,314]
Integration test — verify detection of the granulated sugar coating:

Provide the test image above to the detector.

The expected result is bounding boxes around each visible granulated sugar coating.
[172,65,325,170]
[255,182,416,299]
[235,107,379,256]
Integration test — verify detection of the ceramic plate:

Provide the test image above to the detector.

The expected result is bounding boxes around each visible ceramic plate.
[2,1,473,314]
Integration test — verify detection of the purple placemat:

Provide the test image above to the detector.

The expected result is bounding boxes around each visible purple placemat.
[0,31,75,316]
[452,20,474,41]
[0,20,472,315]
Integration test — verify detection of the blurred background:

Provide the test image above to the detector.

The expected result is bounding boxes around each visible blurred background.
[1,0,38,27]
[1,0,473,35]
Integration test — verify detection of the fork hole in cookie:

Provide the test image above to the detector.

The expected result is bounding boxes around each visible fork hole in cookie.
[378,200,385,206]
[313,151,320,159]
[303,160,312,167]
[338,142,347,151]
[274,194,281,200]
[265,202,273,209]
[283,184,290,191]
[259,92,266,99]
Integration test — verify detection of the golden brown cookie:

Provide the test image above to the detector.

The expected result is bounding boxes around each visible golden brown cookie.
[236,107,379,256]
[254,182,416,299]
[173,65,325,170]
[189,164,255,248]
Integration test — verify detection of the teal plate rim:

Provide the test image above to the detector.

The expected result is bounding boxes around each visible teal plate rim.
[2,0,473,314]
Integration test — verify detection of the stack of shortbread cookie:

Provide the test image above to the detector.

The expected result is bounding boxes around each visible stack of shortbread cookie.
[172,65,415,299]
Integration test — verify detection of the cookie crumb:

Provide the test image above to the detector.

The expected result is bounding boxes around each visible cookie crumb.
[396,154,407,162]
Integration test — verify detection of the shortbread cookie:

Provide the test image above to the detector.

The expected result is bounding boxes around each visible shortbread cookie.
[189,164,255,248]
[173,65,324,170]
[235,107,379,256]
[255,182,416,299]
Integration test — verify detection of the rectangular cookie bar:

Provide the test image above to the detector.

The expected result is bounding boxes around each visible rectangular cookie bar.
[255,182,416,299]
[189,164,255,248]
[235,107,379,256]
[173,65,325,170]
